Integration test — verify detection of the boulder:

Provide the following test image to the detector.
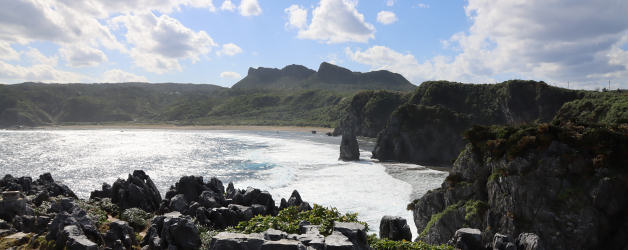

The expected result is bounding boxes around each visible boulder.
[110,170,161,213]
[199,190,223,208]
[0,191,26,221]
[279,190,311,211]
[47,200,103,246]
[209,232,265,250]
[493,233,515,250]
[141,212,201,250]
[169,194,188,213]
[264,228,288,241]
[207,207,240,229]
[379,216,412,241]
[229,204,254,221]
[324,232,354,250]
[333,222,367,248]
[59,225,99,250]
[33,173,77,198]
[516,233,544,250]
[89,183,111,200]
[339,131,359,161]
[12,215,50,233]
[449,228,482,250]
[226,182,237,199]
[104,220,137,249]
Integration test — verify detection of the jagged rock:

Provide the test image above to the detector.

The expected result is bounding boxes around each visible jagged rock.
[229,204,254,221]
[120,208,150,231]
[105,220,138,249]
[493,233,515,250]
[516,233,544,250]
[33,190,49,206]
[47,199,103,246]
[280,190,311,211]
[101,170,162,213]
[226,182,237,199]
[324,232,354,250]
[199,190,223,209]
[0,175,32,193]
[60,225,98,250]
[13,215,50,233]
[333,222,367,248]
[34,173,77,198]
[0,218,10,229]
[141,212,201,250]
[261,239,305,250]
[339,131,359,161]
[209,232,265,250]
[89,183,111,200]
[449,228,482,250]
[0,191,26,221]
[207,207,240,228]
[379,215,412,241]
[264,228,288,241]
[169,194,188,213]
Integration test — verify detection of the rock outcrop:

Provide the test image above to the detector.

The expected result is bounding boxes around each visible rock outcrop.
[408,123,628,249]
[332,90,409,137]
[339,130,360,161]
[379,216,412,241]
[372,80,583,166]
[90,170,161,213]
[141,211,202,249]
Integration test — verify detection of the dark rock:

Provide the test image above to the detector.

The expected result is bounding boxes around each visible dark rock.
[166,176,204,202]
[516,233,544,250]
[449,228,482,250]
[13,215,49,233]
[209,232,265,250]
[47,200,103,246]
[0,191,26,221]
[226,182,237,199]
[339,130,359,161]
[208,207,240,228]
[141,212,201,250]
[261,239,305,250]
[33,173,77,198]
[379,215,412,241]
[109,170,161,213]
[333,222,367,248]
[199,190,223,208]
[33,190,50,206]
[89,183,111,200]
[493,233,515,250]
[60,225,98,250]
[104,220,137,249]
[229,204,254,221]
[0,175,32,193]
[264,228,288,241]
[280,190,311,212]
[324,232,354,250]
[0,218,10,229]
[169,194,188,213]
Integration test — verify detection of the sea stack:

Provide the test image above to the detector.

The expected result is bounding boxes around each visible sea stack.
[339,129,359,161]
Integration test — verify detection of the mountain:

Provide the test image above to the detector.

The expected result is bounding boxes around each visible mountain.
[232,62,416,92]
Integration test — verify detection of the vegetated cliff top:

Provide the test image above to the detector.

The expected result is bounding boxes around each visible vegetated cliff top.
[231,62,416,92]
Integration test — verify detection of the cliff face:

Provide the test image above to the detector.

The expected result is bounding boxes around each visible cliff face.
[372,80,583,166]
[332,90,409,137]
[408,123,628,249]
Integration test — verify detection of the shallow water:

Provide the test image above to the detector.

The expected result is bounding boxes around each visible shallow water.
[0,129,446,236]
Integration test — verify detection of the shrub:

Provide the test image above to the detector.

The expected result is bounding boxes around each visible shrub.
[367,234,454,250]
[121,208,152,231]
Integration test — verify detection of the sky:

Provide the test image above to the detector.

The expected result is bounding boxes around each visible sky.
[1,0,627,89]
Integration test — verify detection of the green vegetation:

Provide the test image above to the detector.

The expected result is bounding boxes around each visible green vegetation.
[554,91,628,124]
[233,204,364,235]
[419,202,463,238]
[75,200,109,226]
[367,234,454,250]
[120,208,152,231]
[463,200,487,222]
[196,223,219,249]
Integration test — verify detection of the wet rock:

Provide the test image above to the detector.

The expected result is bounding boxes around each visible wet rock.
[449,228,482,250]
[104,221,137,249]
[379,215,412,241]
[339,131,359,161]
[208,232,264,250]
[516,233,544,250]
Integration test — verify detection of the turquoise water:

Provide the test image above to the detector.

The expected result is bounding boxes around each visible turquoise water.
[0,129,446,235]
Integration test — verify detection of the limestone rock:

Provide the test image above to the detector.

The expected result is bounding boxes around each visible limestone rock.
[379,215,412,241]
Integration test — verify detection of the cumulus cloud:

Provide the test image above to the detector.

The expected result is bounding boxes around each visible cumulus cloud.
[386,0,395,7]
[110,12,217,73]
[293,0,375,44]
[60,44,107,67]
[285,5,308,30]
[239,0,262,16]
[220,71,242,79]
[102,69,148,82]
[220,0,236,11]
[0,61,85,83]
[0,42,20,61]
[376,11,397,25]
[24,48,58,66]
[349,0,628,88]
[218,43,243,56]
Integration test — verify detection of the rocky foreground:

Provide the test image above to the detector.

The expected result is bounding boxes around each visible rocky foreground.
[0,170,427,250]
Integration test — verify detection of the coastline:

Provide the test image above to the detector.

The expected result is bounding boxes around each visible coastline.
[22,124,334,133]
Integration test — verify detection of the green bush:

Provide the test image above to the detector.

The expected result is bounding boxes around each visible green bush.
[367,234,454,250]
[121,208,152,231]
[233,204,365,236]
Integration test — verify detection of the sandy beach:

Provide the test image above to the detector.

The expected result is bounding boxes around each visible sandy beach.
[28,123,335,134]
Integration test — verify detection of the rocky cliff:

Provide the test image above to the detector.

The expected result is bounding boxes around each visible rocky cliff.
[372,80,583,166]
[408,122,628,249]
[333,90,410,137]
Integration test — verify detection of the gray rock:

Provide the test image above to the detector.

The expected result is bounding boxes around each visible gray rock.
[109,170,162,213]
[0,191,26,221]
[379,215,412,241]
[60,225,98,250]
[226,182,237,199]
[324,232,354,250]
[264,228,288,241]
[261,239,305,250]
[449,228,482,250]
[208,207,240,228]
[199,190,222,208]
[105,220,137,249]
[229,204,254,221]
[209,232,265,250]
[299,224,321,235]
[339,131,359,161]
[493,233,515,250]
[141,211,201,250]
[333,222,367,248]
[516,233,544,250]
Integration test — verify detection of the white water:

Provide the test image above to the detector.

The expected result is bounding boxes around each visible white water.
[0,129,447,237]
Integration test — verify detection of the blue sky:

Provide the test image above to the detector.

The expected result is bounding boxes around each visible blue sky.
[1,0,627,89]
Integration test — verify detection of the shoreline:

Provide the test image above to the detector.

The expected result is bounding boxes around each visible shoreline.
[16,124,334,133]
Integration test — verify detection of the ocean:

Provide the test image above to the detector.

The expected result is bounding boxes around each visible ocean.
[0,129,446,236]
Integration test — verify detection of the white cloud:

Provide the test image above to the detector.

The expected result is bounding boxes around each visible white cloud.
[417,3,429,8]
[285,5,308,30]
[102,69,148,82]
[0,60,85,83]
[220,0,236,11]
[60,44,107,67]
[294,0,375,44]
[110,12,217,73]
[24,48,58,66]
[376,11,397,25]
[386,0,395,7]
[0,42,20,61]
[220,71,242,79]
[239,0,262,16]
[218,43,243,56]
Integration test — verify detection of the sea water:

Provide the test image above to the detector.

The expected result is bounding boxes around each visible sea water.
[0,129,446,236]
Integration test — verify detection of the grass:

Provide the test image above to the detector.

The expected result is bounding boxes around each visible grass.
[120,208,153,232]
[418,201,463,239]
[367,234,454,250]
